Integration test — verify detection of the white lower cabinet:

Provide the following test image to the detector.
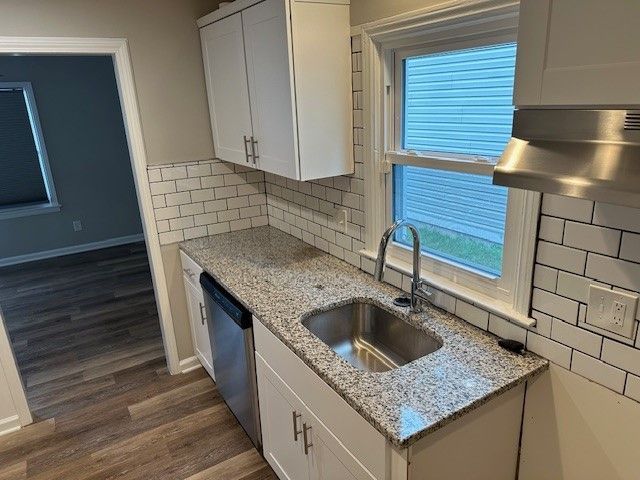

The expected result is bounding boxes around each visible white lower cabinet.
[257,352,360,480]
[180,251,215,380]
[254,317,528,480]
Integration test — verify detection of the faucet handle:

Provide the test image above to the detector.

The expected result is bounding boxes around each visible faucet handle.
[415,281,433,300]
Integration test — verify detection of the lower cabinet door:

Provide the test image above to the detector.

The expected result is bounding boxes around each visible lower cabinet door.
[307,425,358,480]
[256,354,309,480]
[184,279,215,379]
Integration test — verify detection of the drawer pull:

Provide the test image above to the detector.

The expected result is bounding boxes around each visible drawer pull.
[303,423,313,455]
[183,268,195,279]
[292,411,302,441]
[199,302,206,325]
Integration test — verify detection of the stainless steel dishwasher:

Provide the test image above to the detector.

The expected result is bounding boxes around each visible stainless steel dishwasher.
[199,272,262,450]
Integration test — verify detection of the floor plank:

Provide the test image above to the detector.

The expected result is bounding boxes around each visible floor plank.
[0,244,275,479]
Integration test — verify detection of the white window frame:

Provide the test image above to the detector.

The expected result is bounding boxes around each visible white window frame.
[359,0,540,324]
[0,82,60,220]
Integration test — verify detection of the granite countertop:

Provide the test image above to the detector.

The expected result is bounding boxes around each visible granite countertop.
[180,226,548,448]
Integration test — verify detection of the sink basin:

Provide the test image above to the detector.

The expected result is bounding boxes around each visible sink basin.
[301,302,442,373]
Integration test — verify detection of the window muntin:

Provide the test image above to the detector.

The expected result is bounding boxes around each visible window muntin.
[0,83,58,218]
[389,42,517,281]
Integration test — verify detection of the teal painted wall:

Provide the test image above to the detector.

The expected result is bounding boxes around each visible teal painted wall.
[0,55,142,259]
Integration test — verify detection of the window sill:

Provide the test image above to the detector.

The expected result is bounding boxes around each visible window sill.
[0,203,61,220]
[359,248,536,330]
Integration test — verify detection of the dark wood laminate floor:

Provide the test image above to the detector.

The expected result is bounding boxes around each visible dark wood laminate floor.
[0,244,276,479]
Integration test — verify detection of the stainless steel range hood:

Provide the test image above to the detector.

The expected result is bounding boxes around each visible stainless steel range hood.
[493,109,640,208]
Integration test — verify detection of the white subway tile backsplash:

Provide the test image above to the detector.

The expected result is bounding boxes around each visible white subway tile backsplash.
[593,202,640,233]
[150,181,176,196]
[541,194,593,222]
[625,374,640,402]
[533,264,558,291]
[571,351,626,393]
[488,314,527,345]
[179,203,204,217]
[149,159,266,245]
[586,253,640,291]
[187,163,211,178]
[530,310,553,337]
[165,192,191,207]
[563,221,621,256]
[208,222,230,235]
[556,271,599,303]
[620,232,640,263]
[159,230,184,245]
[161,166,187,181]
[455,301,489,330]
[155,206,180,221]
[526,332,572,368]
[536,241,586,274]
[538,215,564,243]
[176,177,201,192]
[147,168,162,183]
[551,318,602,357]
[601,339,640,376]
[190,189,215,203]
[532,288,579,324]
[169,216,194,231]
[184,226,207,240]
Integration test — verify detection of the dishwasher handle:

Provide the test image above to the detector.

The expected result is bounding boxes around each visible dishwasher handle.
[199,272,252,329]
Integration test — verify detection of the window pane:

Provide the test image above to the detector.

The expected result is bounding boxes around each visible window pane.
[0,88,48,207]
[393,165,508,277]
[403,43,516,158]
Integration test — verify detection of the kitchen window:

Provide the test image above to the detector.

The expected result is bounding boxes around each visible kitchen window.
[0,82,59,220]
[363,7,540,318]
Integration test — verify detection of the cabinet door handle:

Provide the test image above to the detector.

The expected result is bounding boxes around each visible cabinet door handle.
[243,135,252,163]
[292,411,302,441]
[302,423,313,455]
[183,268,195,279]
[199,302,206,325]
[250,136,259,165]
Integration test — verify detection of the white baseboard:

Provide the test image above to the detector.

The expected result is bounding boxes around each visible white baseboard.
[0,415,21,437]
[179,356,202,373]
[0,233,145,267]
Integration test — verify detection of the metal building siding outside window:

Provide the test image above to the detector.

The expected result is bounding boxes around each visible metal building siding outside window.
[394,43,516,277]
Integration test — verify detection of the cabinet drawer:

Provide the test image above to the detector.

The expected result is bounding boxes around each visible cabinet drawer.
[254,318,387,479]
[180,251,203,288]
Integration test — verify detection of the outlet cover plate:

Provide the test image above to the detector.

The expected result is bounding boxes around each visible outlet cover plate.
[586,285,638,339]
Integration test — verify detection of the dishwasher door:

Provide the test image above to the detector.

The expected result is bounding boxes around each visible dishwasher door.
[199,272,262,450]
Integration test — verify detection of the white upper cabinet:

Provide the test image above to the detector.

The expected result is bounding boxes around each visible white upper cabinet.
[200,13,253,164]
[514,0,640,107]
[242,0,298,178]
[199,0,353,181]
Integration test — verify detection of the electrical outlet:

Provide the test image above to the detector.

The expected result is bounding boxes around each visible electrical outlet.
[72,220,83,232]
[612,301,626,326]
[586,285,637,339]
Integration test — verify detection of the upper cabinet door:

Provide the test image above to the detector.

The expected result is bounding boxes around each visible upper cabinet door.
[242,0,298,179]
[514,0,640,106]
[200,13,253,165]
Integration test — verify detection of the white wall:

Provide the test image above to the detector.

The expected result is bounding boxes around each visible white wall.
[350,0,448,25]
[520,365,640,480]
[0,0,220,166]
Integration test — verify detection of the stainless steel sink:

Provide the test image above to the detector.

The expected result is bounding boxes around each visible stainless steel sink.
[301,302,442,373]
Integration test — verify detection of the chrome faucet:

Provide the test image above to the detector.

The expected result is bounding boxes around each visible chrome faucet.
[374,220,431,312]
